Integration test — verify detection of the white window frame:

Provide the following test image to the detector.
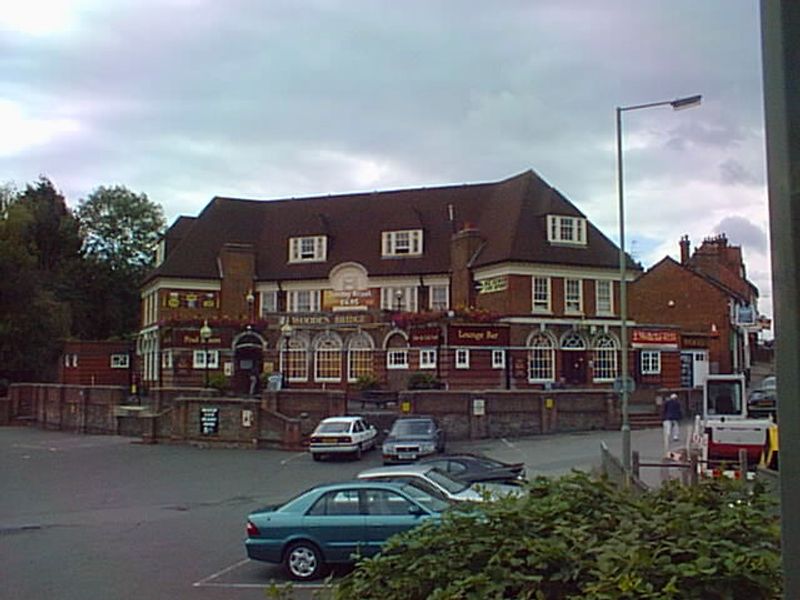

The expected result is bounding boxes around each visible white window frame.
[193,350,219,369]
[565,278,583,314]
[429,284,450,311]
[491,349,506,370]
[528,334,555,382]
[110,354,129,369]
[532,276,551,313]
[287,289,321,313]
[641,350,661,375]
[592,335,618,382]
[387,349,409,370]
[419,348,437,370]
[288,236,327,263]
[380,287,418,312]
[547,215,587,245]
[260,291,278,316]
[161,350,173,369]
[382,229,423,257]
[595,280,613,316]
[455,348,470,369]
[314,336,342,382]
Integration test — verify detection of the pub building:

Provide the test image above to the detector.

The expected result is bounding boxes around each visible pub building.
[137,170,724,396]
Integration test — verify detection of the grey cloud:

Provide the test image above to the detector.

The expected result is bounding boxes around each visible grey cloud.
[714,216,768,256]
[719,158,762,186]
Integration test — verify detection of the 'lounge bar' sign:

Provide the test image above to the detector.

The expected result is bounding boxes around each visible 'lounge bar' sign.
[448,325,509,347]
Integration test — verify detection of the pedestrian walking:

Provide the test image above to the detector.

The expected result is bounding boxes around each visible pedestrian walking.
[662,393,683,453]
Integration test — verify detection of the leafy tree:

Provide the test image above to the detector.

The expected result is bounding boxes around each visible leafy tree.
[76,185,165,272]
[335,473,781,600]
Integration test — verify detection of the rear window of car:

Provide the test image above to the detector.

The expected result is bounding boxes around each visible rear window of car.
[316,421,352,434]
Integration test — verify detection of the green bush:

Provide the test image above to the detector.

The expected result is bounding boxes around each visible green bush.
[353,374,380,391]
[335,473,781,599]
[207,372,230,393]
[407,371,444,390]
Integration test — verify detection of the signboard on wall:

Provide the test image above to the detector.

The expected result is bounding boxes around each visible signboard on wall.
[631,329,679,349]
[409,327,442,347]
[476,276,508,294]
[322,289,378,311]
[448,325,509,347]
[200,407,219,435]
[164,291,219,309]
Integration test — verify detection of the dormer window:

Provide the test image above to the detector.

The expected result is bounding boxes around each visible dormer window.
[382,229,423,257]
[289,236,327,263]
[547,215,587,245]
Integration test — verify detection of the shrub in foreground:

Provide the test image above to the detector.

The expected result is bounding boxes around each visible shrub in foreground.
[335,473,781,600]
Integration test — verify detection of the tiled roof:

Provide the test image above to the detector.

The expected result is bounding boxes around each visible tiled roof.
[146,170,632,284]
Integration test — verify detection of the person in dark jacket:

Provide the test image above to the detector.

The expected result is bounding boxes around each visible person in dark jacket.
[662,393,683,452]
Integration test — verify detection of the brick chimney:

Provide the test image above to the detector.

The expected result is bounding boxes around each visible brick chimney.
[217,243,256,319]
[450,223,483,308]
[679,235,690,264]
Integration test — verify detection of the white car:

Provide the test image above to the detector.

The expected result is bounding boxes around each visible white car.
[309,416,378,461]
[357,463,524,502]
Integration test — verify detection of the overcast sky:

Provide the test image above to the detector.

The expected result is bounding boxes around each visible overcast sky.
[1,1,771,321]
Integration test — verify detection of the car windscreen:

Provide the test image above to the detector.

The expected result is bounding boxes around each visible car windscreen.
[425,467,468,494]
[316,422,351,434]
[398,483,451,512]
[391,420,433,437]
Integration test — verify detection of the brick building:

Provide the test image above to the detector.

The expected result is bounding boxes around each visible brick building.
[628,234,761,387]
[59,340,135,388]
[138,170,643,395]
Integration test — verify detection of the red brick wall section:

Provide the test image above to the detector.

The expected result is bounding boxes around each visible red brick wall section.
[629,261,732,373]
[218,243,256,320]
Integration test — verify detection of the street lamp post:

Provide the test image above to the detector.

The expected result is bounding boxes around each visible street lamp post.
[616,94,702,475]
[200,319,212,388]
[280,321,293,389]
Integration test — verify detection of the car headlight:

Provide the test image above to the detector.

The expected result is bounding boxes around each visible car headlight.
[420,442,435,453]
[382,444,395,453]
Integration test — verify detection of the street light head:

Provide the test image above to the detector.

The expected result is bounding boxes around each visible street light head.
[199,319,212,340]
[670,94,702,111]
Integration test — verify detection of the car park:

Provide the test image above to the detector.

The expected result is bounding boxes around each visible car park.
[381,416,445,464]
[308,416,377,460]
[245,480,446,580]
[357,463,524,503]
[418,453,526,484]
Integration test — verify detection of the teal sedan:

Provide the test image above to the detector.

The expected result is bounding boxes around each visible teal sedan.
[245,480,447,580]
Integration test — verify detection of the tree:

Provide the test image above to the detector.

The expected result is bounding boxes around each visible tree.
[76,185,165,272]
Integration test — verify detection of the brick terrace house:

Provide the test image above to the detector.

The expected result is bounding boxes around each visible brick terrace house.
[628,234,762,388]
[138,170,643,395]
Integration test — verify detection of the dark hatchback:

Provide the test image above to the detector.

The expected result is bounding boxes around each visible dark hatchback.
[747,375,777,419]
[382,416,445,464]
[419,453,526,484]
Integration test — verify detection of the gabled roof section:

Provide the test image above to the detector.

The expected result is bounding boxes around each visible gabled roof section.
[144,170,630,284]
[636,256,753,303]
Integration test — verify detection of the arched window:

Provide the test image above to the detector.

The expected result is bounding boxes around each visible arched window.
[385,331,409,370]
[347,333,374,382]
[592,334,619,381]
[281,332,309,382]
[527,332,555,382]
[314,332,343,382]
[560,330,587,350]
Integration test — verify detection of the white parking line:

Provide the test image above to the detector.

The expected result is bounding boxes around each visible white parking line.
[501,437,516,449]
[193,558,250,587]
[192,558,331,589]
[280,452,307,465]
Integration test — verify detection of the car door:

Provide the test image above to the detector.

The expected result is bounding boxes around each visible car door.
[303,489,366,562]
[362,488,430,556]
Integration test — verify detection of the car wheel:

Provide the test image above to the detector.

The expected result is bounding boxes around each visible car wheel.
[312,453,322,462]
[354,443,363,460]
[284,541,324,580]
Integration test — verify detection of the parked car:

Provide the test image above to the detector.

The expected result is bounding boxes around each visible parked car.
[245,481,447,580]
[418,453,526,484]
[747,376,777,418]
[308,416,377,460]
[382,416,445,464]
[358,463,523,503]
